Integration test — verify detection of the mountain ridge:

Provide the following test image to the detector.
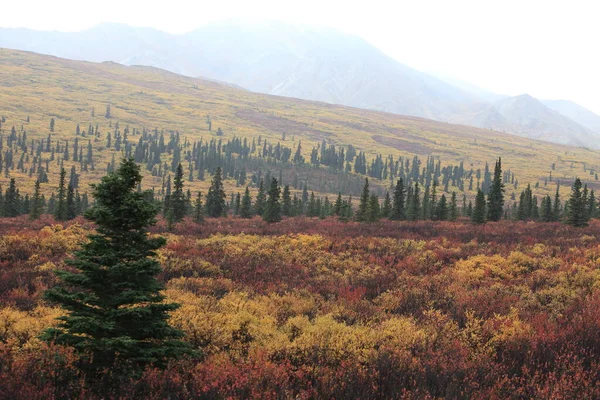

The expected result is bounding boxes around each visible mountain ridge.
[1,22,599,148]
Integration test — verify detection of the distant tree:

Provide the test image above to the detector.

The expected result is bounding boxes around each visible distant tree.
[434,194,448,221]
[240,187,253,218]
[42,158,191,375]
[449,192,458,221]
[55,167,68,221]
[367,194,380,222]
[254,180,266,216]
[381,191,392,218]
[540,195,553,222]
[355,178,370,222]
[50,118,55,132]
[205,167,226,218]
[487,157,505,221]
[390,178,406,220]
[4,179,19,217]
[407,183,420,221]
[29,180,43,220]
[105,104,111,118]
[193,192,204,223]
[567,178,589,227]
[66,184,77,220]
[282,184,292,217]
[263,178,282,223]
[472,189,487,224]
[553,184,562,221]
[167,163,186,227]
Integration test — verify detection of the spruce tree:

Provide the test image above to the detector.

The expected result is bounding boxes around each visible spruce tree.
[193,192,204,223]
[449,192,458,221]
[205,167,227,218]
[487,158,505,221]
[381,191,392,218]
[282,184,292,217]
[367,194,380,222]
[355,178,370,222]
[55,167,68,221]
[263,178,282,223]
[168,163,186,225]
[254,179,266,217]
[472,189,487,224]
[240,187,253,218]
[434,194,448,221]
[553,184,562,221]
[390,178,405,220]
[30,180,43,220]
[66,184,77,220]
[4,179,19,217]
[42,158,191,374]
[334,193,343,216]
[567,178,589,227]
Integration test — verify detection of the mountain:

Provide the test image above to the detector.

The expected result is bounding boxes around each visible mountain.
[0,21,597,148]
[490,94,597,147]
[543,99,600,134]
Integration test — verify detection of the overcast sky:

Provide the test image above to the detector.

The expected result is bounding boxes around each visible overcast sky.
[3,0,600,114]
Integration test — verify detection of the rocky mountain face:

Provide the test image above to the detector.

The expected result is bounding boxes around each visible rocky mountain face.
[2,21,599,148]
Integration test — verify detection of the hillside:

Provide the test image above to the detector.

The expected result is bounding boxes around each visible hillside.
[2,22,599,148]
[0,48,599,201]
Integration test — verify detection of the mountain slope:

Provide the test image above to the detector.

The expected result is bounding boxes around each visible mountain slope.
[1,22,597,148]
[543,99,600,134]
[492,94,596,147]
[1,48,600,199]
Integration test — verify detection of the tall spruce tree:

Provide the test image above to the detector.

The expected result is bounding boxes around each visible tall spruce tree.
[168,163,186,226]
[240,187,253,219]
[472,188,487,224]
[205,167,226,218]
[263,178,282,223]
[567,178,589,227]
[30,179,43,220]
[282,184,292,217]
[42,158,191,373]
[193,192,204,223]
[553,184,562,221]
[254,180,266,216]
[390,178,406,220]
[55,167,68,221]
[355,178,370,222]
[487,157,505,221]
[66,184,77,220]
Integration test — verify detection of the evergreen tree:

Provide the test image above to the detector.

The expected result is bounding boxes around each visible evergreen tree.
[567,178,589,227]
[193,192,204,223]
[55,167,68,221]
[30,180,43,220]
[381,191,392,218]
[334,193,343,216]
[240,187,253,219]
[367,194,380,222]
[42,158,191,374]
[66,184,77,220]
[254,180,266,217]
[434,194,448,221]
[355,178,370,222]
[407,183,420,221]
[449,192,458,221]
[487,157,505,221]
[540,195,553,222]
[168,163,186,225]
[282,184,292,217]
[472,189,487,224]
[263,178,282,223]
[4,179,19,217]
[205,167,227,218]
[553,184,562,221]
[390,178,406,220]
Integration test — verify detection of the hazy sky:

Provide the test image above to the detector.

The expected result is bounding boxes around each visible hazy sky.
[4,0,600,114]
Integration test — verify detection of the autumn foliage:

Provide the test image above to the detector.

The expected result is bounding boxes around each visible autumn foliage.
[2,216,600,398]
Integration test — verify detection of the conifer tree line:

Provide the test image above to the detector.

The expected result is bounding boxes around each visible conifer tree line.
[0,115,596,227]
